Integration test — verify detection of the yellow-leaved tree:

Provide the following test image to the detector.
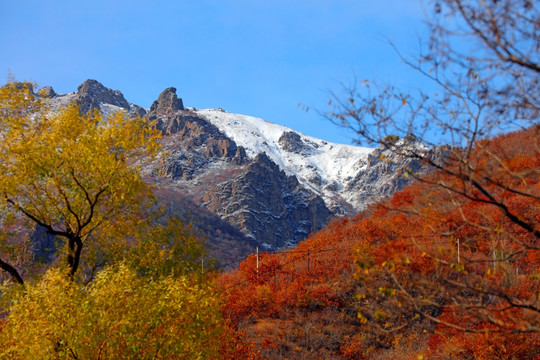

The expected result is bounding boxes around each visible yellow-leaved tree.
[0,80,160,282]
[0,264,223,359]
[0,80,226,359]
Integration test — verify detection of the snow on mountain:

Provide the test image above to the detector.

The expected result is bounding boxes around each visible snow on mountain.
[38,80,443,253]
[195,108,373,211]
[41,79,434,215]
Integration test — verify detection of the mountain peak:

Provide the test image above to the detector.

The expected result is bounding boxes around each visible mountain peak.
[149,87,184,115]
[76,79,130,113]
[39,80,441,252]
[77,79,103,93]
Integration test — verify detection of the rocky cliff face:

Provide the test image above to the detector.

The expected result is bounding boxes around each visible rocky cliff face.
[143,87,332,250]
[148,87,184,119]
[202,153,332,248]
[344,136,452,206]
[40,79,444,263]
[76,79,131,112]
[147,88,248,181]
[278,131,310,154]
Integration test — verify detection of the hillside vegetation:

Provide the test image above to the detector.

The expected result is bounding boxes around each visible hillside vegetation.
[219,125,539,359]
[0,81,537,359]
[0,81,225,359]
[1,1,538,357]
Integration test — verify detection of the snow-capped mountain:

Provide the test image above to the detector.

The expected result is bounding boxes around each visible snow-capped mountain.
[38,80,442,264]
[194,109,373,213]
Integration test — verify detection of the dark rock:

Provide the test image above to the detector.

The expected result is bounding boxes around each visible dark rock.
[149,87,184,116]
[287,175,299,189]
[203,152,333,248]
[39,86,56,98]
[346,140,450,206]
[76,79,130,113]
[232,146,248,165]
[278,131,307,153]
[130,104,147,117]
[308,173,322,186]
[152,110,247,181]
[325,181,339,192]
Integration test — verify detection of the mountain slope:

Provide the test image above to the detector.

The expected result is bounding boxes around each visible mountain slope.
[142,88,335,250]
[217,125,540,359]
[39,80,440,257]
[194,108,373,213]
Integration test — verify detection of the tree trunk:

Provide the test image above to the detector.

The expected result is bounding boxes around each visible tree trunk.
[67,236,83,279]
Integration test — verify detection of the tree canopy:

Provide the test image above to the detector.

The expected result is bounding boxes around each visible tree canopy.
[0,81,161,282]
[0,81,227,359]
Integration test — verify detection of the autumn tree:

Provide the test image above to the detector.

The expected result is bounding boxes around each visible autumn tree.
[0,263,224,359]
[0,80,228,359]
[0,80,161,283]
[326,0,539,354]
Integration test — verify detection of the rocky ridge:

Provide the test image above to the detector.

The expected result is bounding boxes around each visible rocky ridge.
[143,87,334,251]
[37,80,443,264]
[42,79,146,118]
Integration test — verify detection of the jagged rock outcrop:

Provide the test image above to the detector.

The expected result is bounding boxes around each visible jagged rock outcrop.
[149,111,248,181]
[202,153,333,248]
[146,87,250,182]
[345,135,451,205]
[144,90,334,249]
[76,79,130,113]
[39,86,56,98]
[74,79,146,117]
[149,87,184,118]
[142,87,336,249]
[279,131,306,153]
[38,79,447,262]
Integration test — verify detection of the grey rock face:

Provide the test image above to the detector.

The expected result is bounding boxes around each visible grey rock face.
[143,89,334,249]
[158,135,245,181]
[76,79,130,113]
[147,88,191,135]
[202,153,333,248]
[147,87,250,181]
[130,104,147,117]
[346,136,450,205]
[39,86,56,98]
[40,80,146,118]
[278,131,306,153]
[149,87,184,117]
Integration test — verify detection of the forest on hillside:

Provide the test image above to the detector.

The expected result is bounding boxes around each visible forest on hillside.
[219,125,539,359]
[0,0,538,359]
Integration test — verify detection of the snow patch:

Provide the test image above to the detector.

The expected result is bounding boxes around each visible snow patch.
[195,108,374,209]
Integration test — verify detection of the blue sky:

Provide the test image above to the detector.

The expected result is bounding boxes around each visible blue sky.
[1,0,429,145]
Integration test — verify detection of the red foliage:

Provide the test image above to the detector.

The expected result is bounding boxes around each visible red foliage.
[217,126,540,359]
